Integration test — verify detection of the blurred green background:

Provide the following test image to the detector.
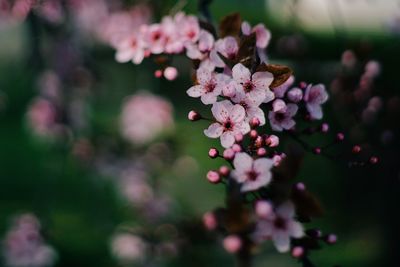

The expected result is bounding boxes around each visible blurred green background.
[0,0,399,266]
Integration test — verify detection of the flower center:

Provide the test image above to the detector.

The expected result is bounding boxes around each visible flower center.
[246,170,259,181]
[187,30,196,39]
[223,119,233,131]
[205,82,216,93]
[131,39,137,48]
[152,31,162,41]
[243,81,254,93]
[274,217,287,230]
[275,112,286,122]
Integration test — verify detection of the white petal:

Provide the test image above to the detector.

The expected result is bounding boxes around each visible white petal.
[253,158,274,174]
[232,63,251,84]
[264,89,275,103]
[211,101,230,123]
[307,104,323,120]
[115,49,134,63]
[289,221,304,238]
[233,152,253,171]
[235,121,251,135]
[220,131,235,148]
[204,123,223,138]
[277,202,295,219]
[187,85,205,97]
[230,104,246,123]
[252,71,273,90]
[201,93,218,105]
[196,68,212,85]
[247,107,266,126]
[272,232,290,253]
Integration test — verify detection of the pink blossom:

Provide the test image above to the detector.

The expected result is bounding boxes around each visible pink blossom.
[203,212,217,230]
[241,21,271,49]
[231,152,273,192]
[232,63,274,104]
[175,12,200,43]
[254,202,304,253]
[268,104,298,131]
[204,101,250,148]
[287,88,303,103]
[120,92,174,145]
[223,235,242,253]
[304,84,328,120]
[111,233,147,263]
[187,68,229,104]
[210,36,239,68]
[26,97,57,137]
[144,23,167,54]
[115,32,146,64]
[231,91,266,125]
[186,30,214,61]
[163,66,178,81]
[3,214,57,267]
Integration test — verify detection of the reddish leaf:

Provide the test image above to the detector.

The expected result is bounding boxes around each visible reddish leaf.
[237,33,257,68]
[219,13,242,38]
[291,188,324,218]
[257,63,293,88]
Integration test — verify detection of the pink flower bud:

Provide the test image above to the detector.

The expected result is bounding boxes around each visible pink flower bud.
[292,246,304,258]
[336,133,345,141]
[232,144,242,152]
[154,70,163,78]
[313,147,322,155]
[272,154,284,166]
[272,99,287,113]
[299,81,307,89]
[250,117,260,128]
[287,88,303,103]
[320,123,329,133]
[257,147,267,156]
[250,130,258,139]
[223,148,235,160]
[296,182,306,191]
[325,234,337,244]
[208,147,219,158]
[163,67,178,81]
[255,200,272,218]
[266,135,279,147]
[219,165,230,176]
[223,235,242,254]
[188,110,201,121]
[234,133,243,143]
[365,60,381,78]
[254,136,263,147]
[352,145,361,154]
[207,170,221,184]
[202,212,217,231]
[369,156,379,164]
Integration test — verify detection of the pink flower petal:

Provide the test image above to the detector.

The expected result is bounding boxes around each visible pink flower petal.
[252,71,273,90]
[220,131,235,148]
[204,123,223,138]
[187,85,205,97]
[232,63,251,84]
[211,101,230,123]
[233,152,253,171]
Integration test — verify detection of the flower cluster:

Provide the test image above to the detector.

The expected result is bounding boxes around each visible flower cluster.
[108,9,337,264]
[2,214,57,267]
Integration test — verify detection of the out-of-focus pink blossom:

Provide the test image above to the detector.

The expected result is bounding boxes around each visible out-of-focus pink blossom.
[268,103,298,131]
[111,233,147,263]
[26,97,58,137]
[304,84,328,120]
[120,92,174,145]
[3,214,57,267]
[253,202,304,253]
[223,235,242,254]
[231,152,273,192]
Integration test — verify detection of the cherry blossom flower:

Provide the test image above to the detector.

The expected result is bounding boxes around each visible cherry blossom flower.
[304,84,328,120]
[210,36,239,68]
[232,63,274,104]
[204,101,250,148]
[231,152,274,192]
[111,233,147,263]
[241,21,271,49]
[144,23,167,54]
[26,97,57,137]
[186,29,214,61]
[253,202,304,253]
[187,68,229,104]
[231,91,266,125]
[3,214,57,267]
[268,103,298,131]
[120,92,174,145]
[115,32,146,64]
